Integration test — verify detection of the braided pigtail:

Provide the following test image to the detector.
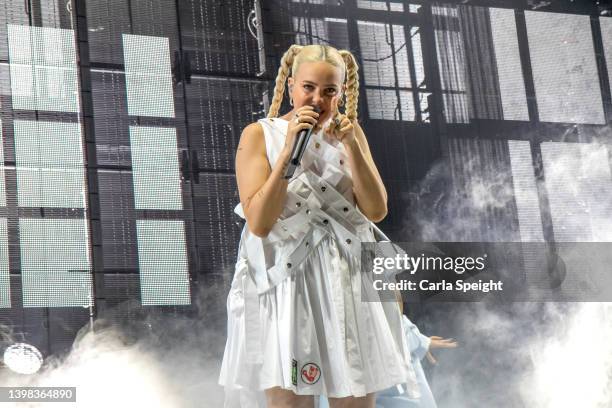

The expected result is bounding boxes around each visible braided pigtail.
[338,50,359,122]
[267,45,303,118]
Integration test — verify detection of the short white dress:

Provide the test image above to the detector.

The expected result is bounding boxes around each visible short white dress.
[219,117,419,406]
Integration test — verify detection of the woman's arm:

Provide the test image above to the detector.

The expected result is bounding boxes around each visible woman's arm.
[237,109,318,237]
[235,123,291,238]
[342,121,388,222]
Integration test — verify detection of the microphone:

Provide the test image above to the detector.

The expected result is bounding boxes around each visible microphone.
[283,106,321,179]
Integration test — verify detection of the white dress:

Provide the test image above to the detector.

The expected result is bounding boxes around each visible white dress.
[219,117,419,406]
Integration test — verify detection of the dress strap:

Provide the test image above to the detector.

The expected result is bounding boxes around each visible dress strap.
[257,118,286,170]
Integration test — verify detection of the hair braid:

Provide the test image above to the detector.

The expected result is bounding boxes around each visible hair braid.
[267,45,303,118]
[339,50,359,122]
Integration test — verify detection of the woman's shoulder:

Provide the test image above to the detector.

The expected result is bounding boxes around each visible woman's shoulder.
[238,122,266,156]
[242,120,264,133]
[241,117,282,133]
[238,118,285,155]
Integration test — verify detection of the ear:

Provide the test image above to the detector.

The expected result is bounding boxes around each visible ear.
[288,76,294,92]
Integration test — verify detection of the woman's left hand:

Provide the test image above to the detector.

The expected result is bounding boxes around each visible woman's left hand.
[325,97,355,145]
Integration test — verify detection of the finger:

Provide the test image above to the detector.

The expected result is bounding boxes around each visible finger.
[327,118,340,134]
[331,96,340,116]
[296,115,318,125]
[339,116,352,130]
[426,352,437,365]
[297,105,313,113]
[438,342,458,349]
[429,341,442,349]
[292,123,314,133]
[430,336,443,340]
[300,111,320,120]
[300,122,315,130]
[339,124,352,133]
[331,115,344,133]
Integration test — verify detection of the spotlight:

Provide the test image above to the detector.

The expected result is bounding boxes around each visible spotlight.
[3,343,43,375]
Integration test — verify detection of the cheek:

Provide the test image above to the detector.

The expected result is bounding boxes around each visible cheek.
[295,90,309,101]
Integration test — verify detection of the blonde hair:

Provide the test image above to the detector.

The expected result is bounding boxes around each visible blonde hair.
[267,44,360,122]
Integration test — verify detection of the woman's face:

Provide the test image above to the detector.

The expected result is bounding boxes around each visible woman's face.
[288,61,345,125]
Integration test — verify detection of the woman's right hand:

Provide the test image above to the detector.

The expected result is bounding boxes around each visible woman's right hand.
[282,105,320,155]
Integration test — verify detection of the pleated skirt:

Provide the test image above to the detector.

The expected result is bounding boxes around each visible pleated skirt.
[219,234,418,404]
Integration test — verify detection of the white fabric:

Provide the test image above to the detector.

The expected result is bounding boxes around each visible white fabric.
[219,118,419,405]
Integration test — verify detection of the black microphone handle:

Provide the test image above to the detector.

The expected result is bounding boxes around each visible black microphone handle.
[283,127,314,179]
[283,107,321,179]
[290,127,313,165]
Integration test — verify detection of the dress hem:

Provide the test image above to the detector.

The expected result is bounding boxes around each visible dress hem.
[220,374,418,399]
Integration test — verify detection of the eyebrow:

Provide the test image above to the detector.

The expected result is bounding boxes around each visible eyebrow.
[302,80,339,88]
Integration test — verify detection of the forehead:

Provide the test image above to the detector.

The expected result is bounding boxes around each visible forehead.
[294,61,343,85]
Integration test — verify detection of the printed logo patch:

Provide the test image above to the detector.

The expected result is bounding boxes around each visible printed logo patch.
[291,359,298,386]
[300,362,321,385]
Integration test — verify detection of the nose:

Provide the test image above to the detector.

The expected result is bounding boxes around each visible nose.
[311,92,323,106]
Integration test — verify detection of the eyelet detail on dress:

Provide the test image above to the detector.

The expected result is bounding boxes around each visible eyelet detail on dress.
[321,186,326,192]
[343,207,349,212]
[296,202,301,207]
[339,159,344,165]
[323,219,329,224]
[315,142,321,149]
[287,262,292,268]
[346,239,352,244]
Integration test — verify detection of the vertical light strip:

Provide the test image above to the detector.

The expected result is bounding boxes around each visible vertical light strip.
[123,34,190,305]
[0,120,5,207]
[600,17,612,98]
[122,34,175,118]
[539,142,612,296]
[358,21,411,88]
[8,24,92,307]
[489,8,529,121]
[410,26,425,88]
[0,119,6,307]
[507,140,544,242]
[19,219,92,307]
[525,11,605,124]
[136,220,190,306]
[541,142,612,242]
[7,25,79,112]
[14,120,86,208]
[129,126,182,210]
[0,219,9,308]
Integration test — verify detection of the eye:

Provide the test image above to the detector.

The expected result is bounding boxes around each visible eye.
[326,88,338,95]
[303,84,314,90]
